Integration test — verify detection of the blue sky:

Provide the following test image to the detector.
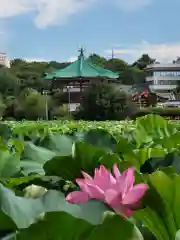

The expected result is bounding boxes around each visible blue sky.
[1,0,180,63]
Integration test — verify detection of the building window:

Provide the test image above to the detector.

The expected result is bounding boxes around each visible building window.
[156,80,177,85]
[153,71,180,77]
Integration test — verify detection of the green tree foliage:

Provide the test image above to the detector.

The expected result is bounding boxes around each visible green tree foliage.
[20,90,47,120]
[0,68,19,95]
[0,53,149,120]
[132,54,156,70]
[0,95,6,118]
[146,93,158,107]
[104,58,128,72]
[88,54,107,67]
[74,83,139,120]
[88,55,146,85]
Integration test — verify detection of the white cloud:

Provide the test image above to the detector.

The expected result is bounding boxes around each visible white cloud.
[0,0,152,29]
[68,56,77,62]
[35,0,96,28]
[24,57,49,62]
[105,41,180,63]
[0,1,34,18]
[19,56,77,62]
[0,0,95,28]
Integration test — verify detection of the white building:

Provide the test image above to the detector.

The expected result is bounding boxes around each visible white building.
[146,62,180,92]
[0,52,10,68]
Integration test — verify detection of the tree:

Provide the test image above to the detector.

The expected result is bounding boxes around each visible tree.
[51,89,64,106]
[51,104,69,119]
[0,69,19,95]
[74,83,136,120]
[146,93,158,107]
[19,90,50,120]
[104,59,146,85]
[173,57,180,64]
[0,95,6,119]
[129,67,146,85]
[48,61,69,69]
[174,83,180,100]
[132,54,156,70]
[104,58,128,72]
[3,96,19,120]
[88,54,107,67]
[0,53,152,120]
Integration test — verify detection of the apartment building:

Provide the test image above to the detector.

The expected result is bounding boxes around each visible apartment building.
[146,61,180,92]
[0,52,10,68]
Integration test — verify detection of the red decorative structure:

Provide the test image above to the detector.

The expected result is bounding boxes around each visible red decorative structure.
[132,88,149,101]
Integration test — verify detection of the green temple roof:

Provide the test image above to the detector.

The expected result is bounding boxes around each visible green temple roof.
[45,49,119,79]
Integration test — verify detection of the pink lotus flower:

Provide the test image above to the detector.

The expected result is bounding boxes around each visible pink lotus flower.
[66,164,148,217]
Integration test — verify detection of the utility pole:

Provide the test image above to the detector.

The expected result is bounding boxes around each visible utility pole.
[67,86,73,117]
[112,49,114,59]
[43,90,49,120]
